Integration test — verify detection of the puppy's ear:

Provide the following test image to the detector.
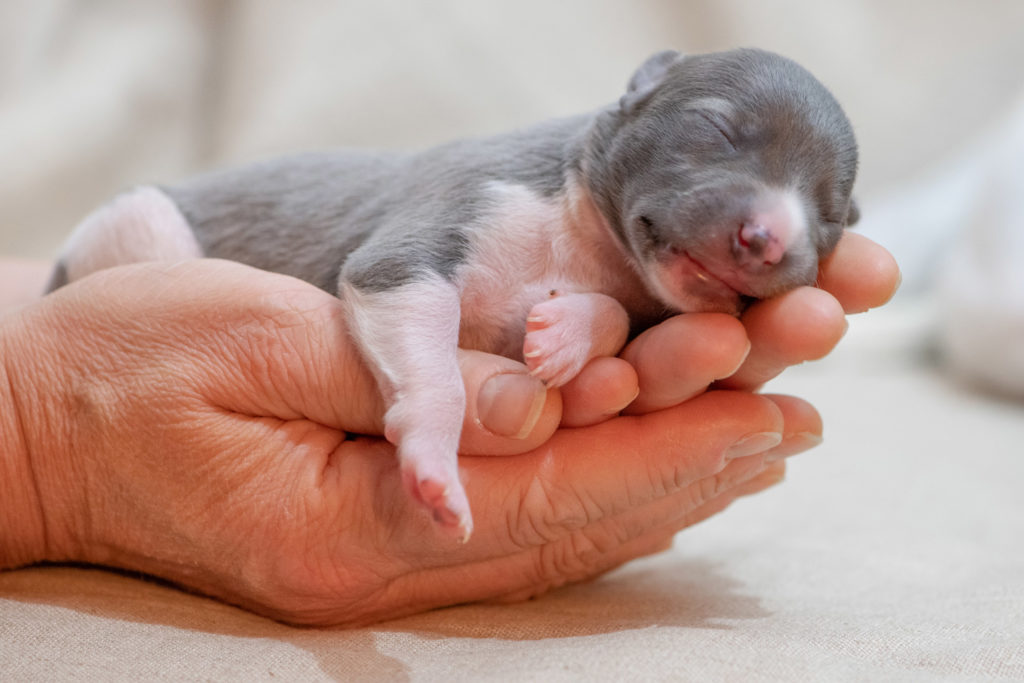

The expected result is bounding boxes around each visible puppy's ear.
[619,50,681,113]
[845,197,861,227]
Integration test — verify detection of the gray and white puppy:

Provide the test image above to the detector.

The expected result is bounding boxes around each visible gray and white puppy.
[50,48,859,542]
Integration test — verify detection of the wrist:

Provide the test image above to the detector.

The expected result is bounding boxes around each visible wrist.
[0,305,87,569]
[0,313,49,568]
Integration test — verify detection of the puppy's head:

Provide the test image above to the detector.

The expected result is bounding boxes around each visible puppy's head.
[589,48,858,315]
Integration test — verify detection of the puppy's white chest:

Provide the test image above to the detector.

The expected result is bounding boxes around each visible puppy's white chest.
[456,181,645,357]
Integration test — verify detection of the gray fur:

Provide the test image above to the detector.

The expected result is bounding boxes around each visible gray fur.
[585,48,858,299]
[165,48,856,303]
[166,115,590,293]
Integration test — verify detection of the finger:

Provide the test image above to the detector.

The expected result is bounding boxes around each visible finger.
[481,392,816,563]
[484,524,689,605]
[818,231,901,314]
[715,285,846,390]
[593,460,789,574]
[523,438,793,595]
[579,459,787,584]
[589,394,811,548]
[475,452,790,606]
[760,394,823,462]
[633,460,787,553]
[558,356,639,428]
[730,460,787,498]
[457,350,563,455]
[442,390,785,562]
[619,313,751,414]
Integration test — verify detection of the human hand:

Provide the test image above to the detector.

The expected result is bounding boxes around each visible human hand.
[556,231,899,421]
[0,259,819,625]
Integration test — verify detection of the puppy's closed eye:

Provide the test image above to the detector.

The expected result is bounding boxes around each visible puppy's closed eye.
[693,111,738,152]
[696,112,737,150]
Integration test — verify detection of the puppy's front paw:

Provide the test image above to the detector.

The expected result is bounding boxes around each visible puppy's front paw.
[523,294,597,387]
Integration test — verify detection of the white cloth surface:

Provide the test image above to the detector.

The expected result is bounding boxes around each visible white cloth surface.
[2,1,1023,680]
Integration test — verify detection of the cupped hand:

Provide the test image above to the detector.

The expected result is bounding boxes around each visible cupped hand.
[1,259,818,625]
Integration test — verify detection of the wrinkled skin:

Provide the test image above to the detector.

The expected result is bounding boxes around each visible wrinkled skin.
[0,232,898,625]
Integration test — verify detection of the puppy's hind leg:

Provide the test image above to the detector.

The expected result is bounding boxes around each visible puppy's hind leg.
[47,185,202,292]
[340,273,473,541]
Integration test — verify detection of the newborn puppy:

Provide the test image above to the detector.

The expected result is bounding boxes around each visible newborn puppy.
[50,48,859,541]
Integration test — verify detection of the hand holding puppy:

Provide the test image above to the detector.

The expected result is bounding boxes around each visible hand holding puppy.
[0,235,896,626]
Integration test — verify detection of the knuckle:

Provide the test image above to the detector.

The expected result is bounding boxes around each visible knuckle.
[530,527,622,588]
[532,533,595,585]
[505,469,596,549]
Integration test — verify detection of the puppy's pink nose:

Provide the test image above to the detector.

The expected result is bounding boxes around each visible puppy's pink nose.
[737,222,786,266]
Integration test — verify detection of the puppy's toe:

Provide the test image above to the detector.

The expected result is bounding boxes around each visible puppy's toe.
[402,467,474,542]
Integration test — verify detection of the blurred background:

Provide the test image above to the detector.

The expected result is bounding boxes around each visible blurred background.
[1,0,1023,394]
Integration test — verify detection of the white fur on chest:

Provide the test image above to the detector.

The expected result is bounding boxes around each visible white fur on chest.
[457,180,650,358]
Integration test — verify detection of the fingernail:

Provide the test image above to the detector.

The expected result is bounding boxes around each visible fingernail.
[477,372,548,439]
[765,432,823,462]
[605,385,641,417]
[726,431,782,459]
[719,339,752,380]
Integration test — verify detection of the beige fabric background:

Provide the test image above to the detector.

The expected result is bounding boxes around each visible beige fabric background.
[2,1,1023,680]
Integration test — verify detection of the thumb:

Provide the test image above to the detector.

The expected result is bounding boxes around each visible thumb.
[456,349,562,455]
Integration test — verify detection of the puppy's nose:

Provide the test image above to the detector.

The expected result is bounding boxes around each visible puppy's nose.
[736,222,786,267]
